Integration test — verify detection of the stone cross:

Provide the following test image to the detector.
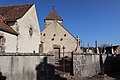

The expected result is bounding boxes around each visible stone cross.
[76,35,82,53]
[87,43,90,53]
[111,44,114,54]
[95,40,99,54]
[77,35,80,46]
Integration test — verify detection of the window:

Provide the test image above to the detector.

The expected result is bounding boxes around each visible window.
[60,38,63,41]
[43,33,45,36]
[51,38,54,41]
[0,35,5,53]
[1,37,6,45]
[64,34,66,37]
[29,28,33,36]
[53,34,56,36]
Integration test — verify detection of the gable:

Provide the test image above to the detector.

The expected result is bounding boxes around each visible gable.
[42,21,77,42]
[57,22,77,41]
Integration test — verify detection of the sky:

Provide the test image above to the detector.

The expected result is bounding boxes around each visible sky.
[0,0,120,47]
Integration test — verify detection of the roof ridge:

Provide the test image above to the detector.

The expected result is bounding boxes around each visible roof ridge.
[0,3,34,8]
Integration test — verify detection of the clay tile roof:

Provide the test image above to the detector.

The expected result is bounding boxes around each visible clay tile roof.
[0,3,33,21]
[0,15,5,21]
[45,10,63,21]
[0,20,18,35]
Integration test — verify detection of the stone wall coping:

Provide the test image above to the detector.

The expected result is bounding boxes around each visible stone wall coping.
[0,53,54,56]
[73,53,107,55]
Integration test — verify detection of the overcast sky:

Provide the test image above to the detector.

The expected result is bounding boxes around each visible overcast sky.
[0,0,120,47]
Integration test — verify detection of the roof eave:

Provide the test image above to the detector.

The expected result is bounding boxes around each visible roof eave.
[56,21,77,41]
[44,19,63,22]
[0,27,18,36]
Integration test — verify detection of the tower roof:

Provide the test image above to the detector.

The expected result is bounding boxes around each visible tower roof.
[45,10,63,21]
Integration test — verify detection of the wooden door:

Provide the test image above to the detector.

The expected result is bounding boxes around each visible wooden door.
[54,48,60,62]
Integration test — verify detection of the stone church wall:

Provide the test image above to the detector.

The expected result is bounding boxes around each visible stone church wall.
[11,4,40,53]
[0,31,17,53]
[42,21,77,54]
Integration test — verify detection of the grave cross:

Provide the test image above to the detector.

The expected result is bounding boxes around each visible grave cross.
[76,35,80,47]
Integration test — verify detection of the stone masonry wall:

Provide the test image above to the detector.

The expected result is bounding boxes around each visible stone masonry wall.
[0,53,107,80]
[73,53,107,77]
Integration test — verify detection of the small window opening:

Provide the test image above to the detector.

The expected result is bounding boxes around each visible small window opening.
[29,28,33,36]
[64,34,66,37]
[53,34,56,36]
[60,38,63,41]
[43,33,45,36]
[51,38,54,41]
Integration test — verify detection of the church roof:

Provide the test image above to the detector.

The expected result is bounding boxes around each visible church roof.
[0,3,33,35]
[0,3,33,21]
[0,21,18,35]
[0,15,5,20]
[45,10,63,21]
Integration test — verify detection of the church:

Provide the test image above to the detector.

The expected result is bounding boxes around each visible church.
[0,3,40,53]
[0,3,80,55]
[41,9,78,57]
